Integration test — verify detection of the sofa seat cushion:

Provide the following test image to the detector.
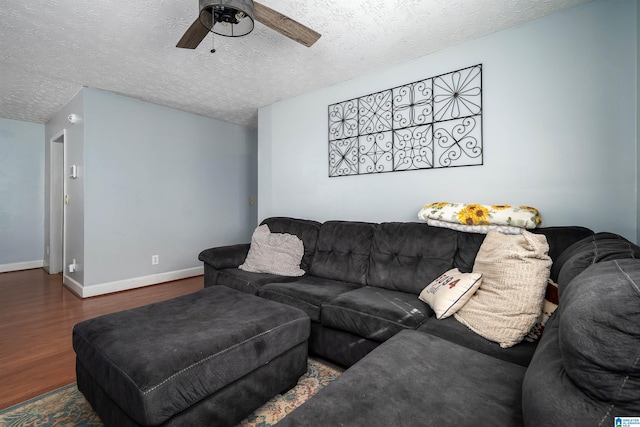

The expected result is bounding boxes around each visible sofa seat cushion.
[417,316,538,367]
[258,276,361,322]
[216,268,301,295]
[277,330,526,427]
[367,222,457,294]
[321,287,433,342]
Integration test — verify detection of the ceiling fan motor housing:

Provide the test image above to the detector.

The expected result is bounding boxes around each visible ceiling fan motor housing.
[199,0,255,37]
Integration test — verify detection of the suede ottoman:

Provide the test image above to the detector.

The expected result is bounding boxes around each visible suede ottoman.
[72,285,310,427]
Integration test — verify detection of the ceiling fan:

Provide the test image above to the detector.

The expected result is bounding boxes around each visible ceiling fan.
[177,0,321,50]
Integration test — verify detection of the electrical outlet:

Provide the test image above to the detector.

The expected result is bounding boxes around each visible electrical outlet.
[152,255,159,265]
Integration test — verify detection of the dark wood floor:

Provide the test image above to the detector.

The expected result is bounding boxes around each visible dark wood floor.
[0,268,204,410]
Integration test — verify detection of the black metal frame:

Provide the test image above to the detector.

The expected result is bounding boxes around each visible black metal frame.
[328,64,483,177]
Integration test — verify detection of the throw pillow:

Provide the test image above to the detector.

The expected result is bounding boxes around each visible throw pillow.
[524,279,559,342]
[418,268,483,319]
[454,230,552,348]
[239,225,305,276]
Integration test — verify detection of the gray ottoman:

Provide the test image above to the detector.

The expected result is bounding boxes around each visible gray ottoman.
[72,285,310,426]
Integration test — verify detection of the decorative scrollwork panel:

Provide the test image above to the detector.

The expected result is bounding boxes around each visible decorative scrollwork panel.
[393,125,433,171]
[434,117,482,168]
[329,137,359,176]
[392,80,433,129]
[359,132,393,174]
[433,66,482,122]
[329,100,358,141]
[328,64,482,177]
[358,90,393,135]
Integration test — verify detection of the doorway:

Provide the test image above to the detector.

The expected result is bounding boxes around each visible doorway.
[48,130,66,274]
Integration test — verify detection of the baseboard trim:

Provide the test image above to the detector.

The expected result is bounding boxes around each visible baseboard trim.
[63,275,84,298]
[0,260,44,273]
[66,266,204,298]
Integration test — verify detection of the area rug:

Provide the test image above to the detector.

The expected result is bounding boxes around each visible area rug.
[0,358,342,427]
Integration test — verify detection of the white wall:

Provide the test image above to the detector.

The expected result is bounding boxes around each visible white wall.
[258,0,638,242]
[0,118,45,271]
[82,88,257,290]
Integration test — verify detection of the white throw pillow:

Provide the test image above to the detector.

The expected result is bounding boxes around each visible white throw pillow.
[239,225,305,277]
[418,268,483,319]
[454,230,552,348]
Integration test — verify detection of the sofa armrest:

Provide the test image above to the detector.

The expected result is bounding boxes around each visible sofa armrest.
[198,244,250,269]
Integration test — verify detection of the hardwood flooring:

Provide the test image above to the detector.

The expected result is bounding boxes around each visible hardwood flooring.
[0,268,204,410]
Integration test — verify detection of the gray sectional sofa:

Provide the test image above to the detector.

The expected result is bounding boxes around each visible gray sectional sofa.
[198,217,640,425]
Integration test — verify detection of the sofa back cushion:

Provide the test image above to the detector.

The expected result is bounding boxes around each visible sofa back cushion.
[309,221,377,285]
[453,226,593,279]
[453,232,486,273]
[529,227,593,272]
[551,232,640,291]
[367,222,457,294]
[260,217,322,272]
[522,259,640,424]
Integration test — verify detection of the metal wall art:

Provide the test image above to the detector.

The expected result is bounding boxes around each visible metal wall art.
[328,64,482,177]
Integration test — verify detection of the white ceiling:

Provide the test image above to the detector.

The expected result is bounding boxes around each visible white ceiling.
[0,0,591,128]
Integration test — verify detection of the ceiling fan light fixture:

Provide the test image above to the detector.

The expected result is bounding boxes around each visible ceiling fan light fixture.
[199,0,255,37]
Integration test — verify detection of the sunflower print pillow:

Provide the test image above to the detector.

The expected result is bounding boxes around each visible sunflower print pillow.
[418,203,541,229]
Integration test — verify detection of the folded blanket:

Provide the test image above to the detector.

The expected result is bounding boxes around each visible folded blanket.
[425,218,524,235]
[418,202,541,231]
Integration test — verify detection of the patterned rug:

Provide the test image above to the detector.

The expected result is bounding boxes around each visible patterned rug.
[0,358,342,427]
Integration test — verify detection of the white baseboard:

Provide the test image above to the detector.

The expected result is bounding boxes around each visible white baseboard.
[0,260,44,273]
[64,266,204,298]
[63,275,84,297]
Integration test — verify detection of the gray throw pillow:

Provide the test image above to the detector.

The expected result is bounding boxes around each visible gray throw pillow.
[239,225,305,276]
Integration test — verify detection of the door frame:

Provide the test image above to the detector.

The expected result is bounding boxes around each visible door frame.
[47,129,66,275]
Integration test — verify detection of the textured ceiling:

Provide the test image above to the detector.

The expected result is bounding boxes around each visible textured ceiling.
[0,0,591,127]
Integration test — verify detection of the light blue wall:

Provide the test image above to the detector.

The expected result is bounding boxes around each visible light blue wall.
[83,88,257,286]
[637,1,640,245]
[0,118,45,266]
[259,0,638,242]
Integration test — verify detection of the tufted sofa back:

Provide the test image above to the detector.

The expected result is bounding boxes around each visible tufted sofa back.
[367,222,457,294]
[309,221,377,285]
[291,218,594,293]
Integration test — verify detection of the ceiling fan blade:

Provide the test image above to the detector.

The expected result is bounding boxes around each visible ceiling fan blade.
[254,2,321,47]
[176,10,212,49]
